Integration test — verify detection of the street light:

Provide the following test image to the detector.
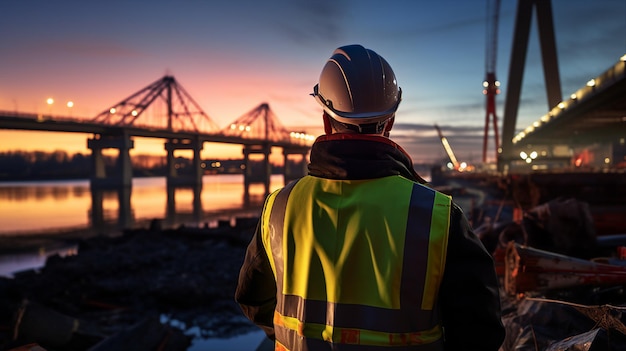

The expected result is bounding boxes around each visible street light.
[67,101,74,117]
[46,98,54,115]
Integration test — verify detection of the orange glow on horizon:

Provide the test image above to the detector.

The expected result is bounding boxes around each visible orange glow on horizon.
[0,131,301,166]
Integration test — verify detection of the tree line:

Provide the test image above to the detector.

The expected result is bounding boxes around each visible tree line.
[0,150,218,181]
[0,150,302,181]
[0,150,96,180]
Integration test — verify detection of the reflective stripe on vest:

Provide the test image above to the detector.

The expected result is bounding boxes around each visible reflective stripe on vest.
[264,175,451,350]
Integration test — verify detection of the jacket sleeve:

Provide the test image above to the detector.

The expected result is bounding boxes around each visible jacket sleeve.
[439,203,505,351]
[234,219,277,340]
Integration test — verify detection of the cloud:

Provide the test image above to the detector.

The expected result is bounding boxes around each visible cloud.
[0,38,144,66]
[269,0,346,44]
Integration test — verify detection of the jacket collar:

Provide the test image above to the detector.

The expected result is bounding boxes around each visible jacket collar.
[307,133,427,183]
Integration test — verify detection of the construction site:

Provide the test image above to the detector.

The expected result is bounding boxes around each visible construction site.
[428,0,626,349]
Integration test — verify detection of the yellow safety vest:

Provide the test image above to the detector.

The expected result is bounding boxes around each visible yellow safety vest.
[262,175,452,351]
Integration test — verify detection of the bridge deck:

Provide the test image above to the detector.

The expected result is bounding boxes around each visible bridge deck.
[513,57,626,146]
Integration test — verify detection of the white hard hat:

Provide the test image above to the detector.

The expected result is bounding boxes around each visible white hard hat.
[312,44,402,126]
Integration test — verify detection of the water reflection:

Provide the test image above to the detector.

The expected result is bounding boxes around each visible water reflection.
[0,174,283,235]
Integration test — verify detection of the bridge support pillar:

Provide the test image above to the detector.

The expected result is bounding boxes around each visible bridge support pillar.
[88,133,134,188]
[89,186,133,230]
[243,143,271,197]
[165,137,204,187]
[165,183,203,227]
[283,146,309,184]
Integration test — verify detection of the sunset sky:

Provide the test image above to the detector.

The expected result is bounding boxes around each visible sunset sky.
[0,0,624,164]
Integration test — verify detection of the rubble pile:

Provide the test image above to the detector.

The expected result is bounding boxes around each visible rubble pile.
[500,296,626,351]
[488,197,626,351]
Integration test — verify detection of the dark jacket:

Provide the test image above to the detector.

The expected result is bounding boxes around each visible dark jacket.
[235,133,505,350]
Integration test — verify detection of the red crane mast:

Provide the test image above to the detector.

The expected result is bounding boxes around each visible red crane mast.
[483,0,501,164]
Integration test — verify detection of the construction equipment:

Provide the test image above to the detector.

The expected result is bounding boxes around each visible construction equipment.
[434,124,460,170]
[482,0,501,164]
[503,241,626,295]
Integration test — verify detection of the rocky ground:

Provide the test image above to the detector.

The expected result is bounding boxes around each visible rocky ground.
[4,196,626,351]
[0,217,260,351]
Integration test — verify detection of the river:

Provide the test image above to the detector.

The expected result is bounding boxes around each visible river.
[0,174,284,350]
[0,174,285,235]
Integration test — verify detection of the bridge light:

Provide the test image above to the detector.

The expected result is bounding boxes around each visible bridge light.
[520,151,528,160]
[131,110,138,116]
[290,132,316,142]
[586,79,596,87]
[110,108,117,114]
[482,81,489,88]
[514,132,526,141]
[66,101,74,117]
[46,98,54,115]
[557,102,565,109]
[495,81,500,87]
[620,54,626,62]
[230,124,236,129]
[530,151,538,159]
[570,93,577,100]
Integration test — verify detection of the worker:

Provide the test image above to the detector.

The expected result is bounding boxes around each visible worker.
[235,44,505,351]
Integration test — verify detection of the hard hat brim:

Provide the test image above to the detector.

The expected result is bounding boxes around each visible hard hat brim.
[312,85,402,125]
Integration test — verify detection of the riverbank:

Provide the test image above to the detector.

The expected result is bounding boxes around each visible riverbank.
[0,217,261,351]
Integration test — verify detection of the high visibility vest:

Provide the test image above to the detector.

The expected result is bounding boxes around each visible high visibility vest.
[262,175,452,351]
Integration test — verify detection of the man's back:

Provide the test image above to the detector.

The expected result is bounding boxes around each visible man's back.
[280,175,447,307]
[262,174,451,348]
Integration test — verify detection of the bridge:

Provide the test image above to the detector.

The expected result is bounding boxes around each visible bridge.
[0,75,314,195]
[495,0,626,172]
[509,56,626,152]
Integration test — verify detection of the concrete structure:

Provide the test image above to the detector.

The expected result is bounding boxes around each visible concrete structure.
[497,0,626,172]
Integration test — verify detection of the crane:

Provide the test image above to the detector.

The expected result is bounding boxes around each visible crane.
[482,0,501,164]
[434,124,460,170]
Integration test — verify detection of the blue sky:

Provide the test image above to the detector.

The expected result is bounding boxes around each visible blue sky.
[0,0,624,163]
